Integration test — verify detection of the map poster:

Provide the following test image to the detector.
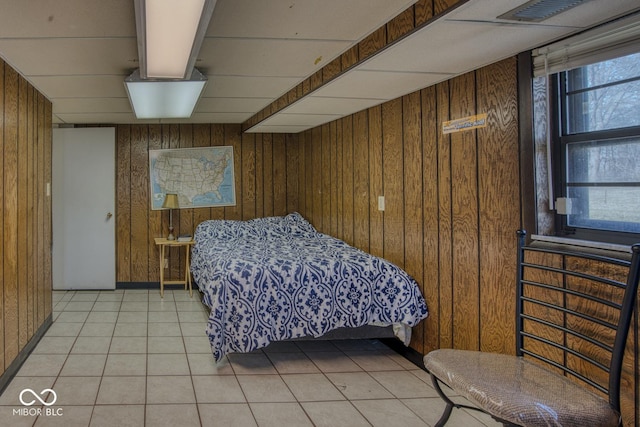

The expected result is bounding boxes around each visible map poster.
[149,146,236,210]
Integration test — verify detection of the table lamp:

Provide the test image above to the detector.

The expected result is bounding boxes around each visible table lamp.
[162,193,179,240]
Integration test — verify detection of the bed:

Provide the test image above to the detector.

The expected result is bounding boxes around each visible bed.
[191,212,429,362]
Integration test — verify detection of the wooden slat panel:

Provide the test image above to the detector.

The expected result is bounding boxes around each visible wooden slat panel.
[322,57,342,83]
[414,0,434,26]
[435,0,461,14]
[130,126,149,281]
[369,106,384,258]
[402,91,424,352]
[477,58,519,354]
[262,134,274,218]
[4,65,19,365]
[328,122,338,236]
[381,99,405,267]
[242,133,256,220]
[296,132,306,217]
[335,120,343,240]
[422,85,440,353]
[311,127,323,230]
[359,27,386,61]
[450,72,480,351]
[43,101,52,318]
[353,110,369,252]
[36,92,45,327]
[179,124,194,238]
[147,125,162,282]
[26,83,34,339]
[17,76,28,350]
[210,125,225,220]
[321,124,331,233]
[437,80,453,349]
[387,7,414,43]
[0,61,5,370]
[285,134,299,215]
[304,132,313,222]
[255,135,264,218]
[165,125,180,280]
[116,126,131,282]
[224,124,242,220]
[341,46,359,71]
[341,116,354,246]
[273,134,287,217]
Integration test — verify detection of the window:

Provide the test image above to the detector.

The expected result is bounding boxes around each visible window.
[552,51,640,244]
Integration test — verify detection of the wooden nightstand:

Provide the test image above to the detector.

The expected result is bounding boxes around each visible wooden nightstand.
[154,237,195,298]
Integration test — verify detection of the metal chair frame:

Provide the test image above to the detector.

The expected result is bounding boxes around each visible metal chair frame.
[428,230,640,426]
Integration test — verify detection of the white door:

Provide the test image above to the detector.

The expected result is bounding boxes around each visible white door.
[52,127,116,290]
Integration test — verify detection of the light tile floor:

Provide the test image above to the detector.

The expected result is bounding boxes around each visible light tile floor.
[0,289,500,427]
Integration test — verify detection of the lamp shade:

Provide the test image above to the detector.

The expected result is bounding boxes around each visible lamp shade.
[162,193,179,209]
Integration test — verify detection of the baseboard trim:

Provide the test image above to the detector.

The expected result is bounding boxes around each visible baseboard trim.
[116,282,188,290]
[381,338,426,370]
[0,315,53,395]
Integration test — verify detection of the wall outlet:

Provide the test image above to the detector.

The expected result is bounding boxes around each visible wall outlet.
[163,259,168,268]
[378,195,385,211]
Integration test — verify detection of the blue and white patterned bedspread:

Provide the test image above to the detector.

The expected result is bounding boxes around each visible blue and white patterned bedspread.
[191,213,428,362]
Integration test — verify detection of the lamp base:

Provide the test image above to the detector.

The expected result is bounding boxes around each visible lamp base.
[167,226,175,241]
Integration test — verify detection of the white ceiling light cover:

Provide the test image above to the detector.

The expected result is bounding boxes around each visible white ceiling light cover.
[124,69,207,118]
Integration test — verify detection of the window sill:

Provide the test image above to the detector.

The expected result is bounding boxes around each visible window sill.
[531,234,632,254]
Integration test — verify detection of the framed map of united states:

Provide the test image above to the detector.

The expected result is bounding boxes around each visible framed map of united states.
[149,146,236,210]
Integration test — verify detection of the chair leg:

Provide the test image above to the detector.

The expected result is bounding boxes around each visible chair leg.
[430,373,456,427]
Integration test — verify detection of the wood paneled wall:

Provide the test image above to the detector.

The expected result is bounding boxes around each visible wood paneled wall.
[296,57,521,356]
[115,124,298,282]
[0,58,53,380]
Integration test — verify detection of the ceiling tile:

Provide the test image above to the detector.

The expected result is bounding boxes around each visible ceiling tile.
[29,75,129,98]
[0,0,136,38]
[196,97,272,113]
[203,75,301,98]
[284,96,386,115]
[0,38,137,76]
[52,98,132,114]
[314,70,453,100]
[258,113,342,126]
[208,0,417,40]
[198,38,351,77]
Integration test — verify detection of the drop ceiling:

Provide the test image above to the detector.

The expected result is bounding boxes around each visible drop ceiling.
[0,0,638,130]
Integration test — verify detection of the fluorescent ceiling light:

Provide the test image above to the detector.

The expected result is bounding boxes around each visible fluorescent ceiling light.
[124,69,207,119]
[135,0,217,79]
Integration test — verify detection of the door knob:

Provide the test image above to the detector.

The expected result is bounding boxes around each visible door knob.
[106,212,113,219]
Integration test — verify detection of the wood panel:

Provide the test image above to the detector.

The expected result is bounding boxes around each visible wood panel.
[369,106,384,258]
[437,80,454,349]
[273,134,287,217]
[403,91,425,352]
[353,111,369,252]
[477,58,520,354]
[450,72,480,351]
[0,58,52,378]
[382,98,404,267]
[341,116,354,246]
[4,65,19,365]
[422,85,440,353]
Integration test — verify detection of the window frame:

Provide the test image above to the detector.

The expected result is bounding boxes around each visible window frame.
[551,69,640,246]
